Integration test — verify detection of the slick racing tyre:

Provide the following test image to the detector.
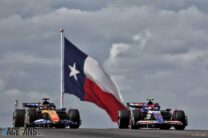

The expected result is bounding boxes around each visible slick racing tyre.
[68,109,81,129]
[118,110,129,129]
[24,109,36,127]
[13,109,25,127]
[131,110,141,129]
[173,110,186,130]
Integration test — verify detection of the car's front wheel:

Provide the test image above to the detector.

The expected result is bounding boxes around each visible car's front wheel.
[13,109,25,127]
[173,110,186,130]
[68,109,81,129]
[131,110,141,129]
[118,110,129,129]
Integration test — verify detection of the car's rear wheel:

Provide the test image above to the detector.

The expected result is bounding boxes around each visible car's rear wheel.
[118,110,129,129]
[68,109,81,129]
[24,109,36,127]
[13,109,25,127]
[131,110,141,129]
[173,110,186,130]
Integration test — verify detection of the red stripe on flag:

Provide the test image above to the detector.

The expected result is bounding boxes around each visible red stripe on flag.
[84,78,127,122]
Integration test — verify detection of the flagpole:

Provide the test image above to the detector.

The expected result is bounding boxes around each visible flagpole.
[60,27,64,108]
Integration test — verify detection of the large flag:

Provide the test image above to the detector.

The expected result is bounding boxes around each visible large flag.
[63,37,126,122]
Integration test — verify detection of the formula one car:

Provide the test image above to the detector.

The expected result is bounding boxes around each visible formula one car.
[118,99,188,130]
[13,98,81,128]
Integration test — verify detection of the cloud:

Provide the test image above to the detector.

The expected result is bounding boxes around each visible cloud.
[0,52,59,66]
[0,79,5,90]
[110,43,129,58]
[133,30,152,50]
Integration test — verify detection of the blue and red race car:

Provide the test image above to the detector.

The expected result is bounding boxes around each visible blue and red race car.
[118,99,188,130]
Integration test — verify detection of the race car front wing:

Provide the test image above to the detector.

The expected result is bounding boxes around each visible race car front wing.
[136,120,183,125]
[32,119,80,127]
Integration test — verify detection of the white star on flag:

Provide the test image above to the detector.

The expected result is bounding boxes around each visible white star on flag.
[68,63,80,81]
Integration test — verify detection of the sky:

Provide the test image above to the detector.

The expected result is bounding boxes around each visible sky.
[0,0,208,129]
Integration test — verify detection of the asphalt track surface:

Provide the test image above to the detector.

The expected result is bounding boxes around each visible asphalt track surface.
[1,128,208,138]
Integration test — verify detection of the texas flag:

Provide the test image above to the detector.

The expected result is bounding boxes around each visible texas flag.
[63,37,126,122]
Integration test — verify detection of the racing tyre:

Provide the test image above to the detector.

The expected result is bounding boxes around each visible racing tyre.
[24,109,36,127]
[118,110,129,129]
[68,109,81,129]
[173,110,186,130]
[131,110,141,129]
[13,109,25,127]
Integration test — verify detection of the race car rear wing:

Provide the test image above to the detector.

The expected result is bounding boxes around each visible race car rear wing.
[127,102,145,108]
[22,103,56,108]
[23,103,40,108]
